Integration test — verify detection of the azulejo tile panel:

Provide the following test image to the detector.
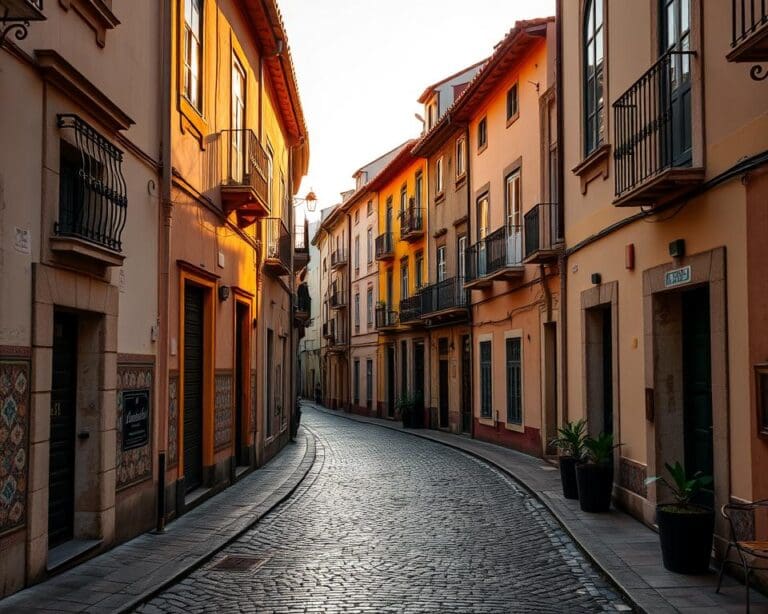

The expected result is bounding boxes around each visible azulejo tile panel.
[214,372,233,451]
[619,457,647,499]
[168,374,178,468]
[0,360,29,536]
[116,364,153,490]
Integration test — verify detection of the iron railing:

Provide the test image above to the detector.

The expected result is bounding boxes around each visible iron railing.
[264,217,290,269]
[732,0,768,49]
[465,225,523,282]
[420,277,467,316]
[295,218,308,252]
[295,283,311,314]
[399,207,424,240]
[375,232,394,260]
[613,50,695,199]
[329,321,347,347]
[375,305,398,329]
[330,281,347,308]
[399,295,422,323]
[56,114,127,252]
[524,203,561,259]
[331,248,347,268]
[220,128,269,208]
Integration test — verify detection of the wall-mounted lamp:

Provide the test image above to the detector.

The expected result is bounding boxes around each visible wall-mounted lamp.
[591,273,602,285]
[218,285,231,302]
[669,239,686,259]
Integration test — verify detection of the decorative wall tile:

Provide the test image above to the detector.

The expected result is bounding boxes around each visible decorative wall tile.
[214,372,233,451]
[0,360,29,535]
[116,364,153,490]
[619,457,647,499]
[168,374,178,468]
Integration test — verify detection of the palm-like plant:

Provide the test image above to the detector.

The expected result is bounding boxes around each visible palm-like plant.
[582,432,619,465]
[645,461,713,507]
[550,419,587,458]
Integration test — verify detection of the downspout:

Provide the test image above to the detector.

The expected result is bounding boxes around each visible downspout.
[288,144,296,437]
[555,0,568,424]
[464,123,474,439]
[346,209,352,412]
[156,0,173,531]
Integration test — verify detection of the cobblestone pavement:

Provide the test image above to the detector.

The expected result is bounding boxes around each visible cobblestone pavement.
[137,407,631,613]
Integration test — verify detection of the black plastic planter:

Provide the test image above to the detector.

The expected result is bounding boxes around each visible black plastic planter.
[656,504,714,574]
[575,462,613,512]
[559,456,579,499]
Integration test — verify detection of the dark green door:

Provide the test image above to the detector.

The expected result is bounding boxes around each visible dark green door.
[439,360,449,429]
[414,341,425,426]
[387,346,395,418]
[184,284,205,493]
[49,312,78,548]
[682,286,714,504]
[660,0,692,167]
[461,335,472,434]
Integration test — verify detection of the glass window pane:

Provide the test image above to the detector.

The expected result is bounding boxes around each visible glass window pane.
[681,0,690,33]
[667,2,676,49]
[595,29,603,63]
[595,0,603,31]
[586,0,595,38]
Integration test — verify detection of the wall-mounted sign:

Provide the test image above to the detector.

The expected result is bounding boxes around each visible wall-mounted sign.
[122,389,150,450]
[664,265,692,289]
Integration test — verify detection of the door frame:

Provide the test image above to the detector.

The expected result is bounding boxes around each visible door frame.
[232,288,253,466]
[178,263,217,485]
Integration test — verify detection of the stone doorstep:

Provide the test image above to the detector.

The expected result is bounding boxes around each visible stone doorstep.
[304,402,765,614]
[0,430,317,614]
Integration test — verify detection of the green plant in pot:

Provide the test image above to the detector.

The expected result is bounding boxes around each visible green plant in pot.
[645,462,714,574]
[550,419,586,500]
[396,393,415,428]
[575,432,618,513]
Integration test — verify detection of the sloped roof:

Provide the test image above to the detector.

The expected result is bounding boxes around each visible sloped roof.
[417,58,487,104]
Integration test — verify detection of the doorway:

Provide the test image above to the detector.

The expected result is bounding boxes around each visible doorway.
[414,341,425,426]
[585,304,614,438]
[183,284,205,493]
[234,300,249,467]
[49,311,78,548]
[387,345,395,418]
[460,334,472,434]
[543,322,558,454]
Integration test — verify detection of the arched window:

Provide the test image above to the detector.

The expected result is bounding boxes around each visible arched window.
[583,0,604,156]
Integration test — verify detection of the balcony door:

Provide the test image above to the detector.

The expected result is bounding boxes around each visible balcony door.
[386,197,393,235]
[505,171,522,265]
[231,56,246,183]
[476,194,489,276]
[660,0,692,167]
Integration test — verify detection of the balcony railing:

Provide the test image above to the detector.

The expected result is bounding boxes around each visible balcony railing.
[322,322,332,339]
[294,218,309,271]
[54,114,127,254]
[264,217,290,275]
[524,203,562,263]
[399,207,425,241]
[420,277,467,317]
[613,50,703,206]
[331,248,347,269]
[328,323,347,350]
[399,295,423,323]
[295,283,311,317]
[330,283,347,309]
[220,129,269,221]
[375,232,394,260]
[375,305,398,330]
[0,0,46,43]
[465,225,524,286]
[730,0,768,62]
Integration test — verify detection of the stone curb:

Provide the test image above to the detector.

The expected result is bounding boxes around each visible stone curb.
[114,427,318,614]
[305,403,649,614]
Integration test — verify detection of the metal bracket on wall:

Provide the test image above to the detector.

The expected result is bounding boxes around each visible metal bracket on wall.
[0,1,46,45]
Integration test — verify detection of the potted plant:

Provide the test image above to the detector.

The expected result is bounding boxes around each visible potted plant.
[550,419,586,500]
[575,432,618,512]
[645,462,714,574]
[396,393,414,428]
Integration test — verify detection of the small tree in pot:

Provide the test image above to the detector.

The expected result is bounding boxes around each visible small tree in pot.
[575,432,618,512]
[645,462,714,574]
[550,419,586,500]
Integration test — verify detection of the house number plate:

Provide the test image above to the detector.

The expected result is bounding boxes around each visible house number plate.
[664,265,692,289]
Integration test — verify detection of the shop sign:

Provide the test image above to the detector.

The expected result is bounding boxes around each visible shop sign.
[122,389,150,450]
[664,265,692,289]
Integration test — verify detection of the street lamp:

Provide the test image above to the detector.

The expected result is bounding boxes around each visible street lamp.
[293,189,317,212]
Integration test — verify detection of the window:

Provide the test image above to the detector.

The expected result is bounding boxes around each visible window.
[231,57,246,182]
[399,184,407,217]
[183,0,203,110]
[354,210,359,224]
[456,137,466,178]
[435,157,444,194]
[386,196,394,232]
[354,236,360,272]
[322,257,327,272]
[458,235,467,280]
[367,288,373,326]
[366,359,373,411]
[480,340,492,418]
[505,170,521,232]
[400,259,409,299]
[506,336,522,424]
[367,228,373,263]
[506,83,519,122]
[583,0,605,156]
[367,200,373,216]
[354,292,360,330]
[415,251,423,289]
[477,194,489,241]
[415,171,423,207]
[477,117,487,151]
[354,360,360,407]
[437,245,447,282]
[266,143,274,209]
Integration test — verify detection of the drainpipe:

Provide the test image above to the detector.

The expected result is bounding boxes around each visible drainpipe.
[156,0,173,532]
[464,123,474,439]
[346,210,352,413]
[289,145,296,438]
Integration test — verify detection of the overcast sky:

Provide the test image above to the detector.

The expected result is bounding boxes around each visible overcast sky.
[280,0,556,220]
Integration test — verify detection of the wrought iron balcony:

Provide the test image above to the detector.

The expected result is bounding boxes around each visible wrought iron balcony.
[0,0,46,44]
[331,248,347,270]
[330,282,347,309]
[294,218,309,272]
[375,232,394,261]
[263,217,290,276]
[322,322,332,339]
[399,295,423,324]
[399,207,425,242]
[328,323,347,353]
[613,50,704,207]
[523,203,563,264]
[375,305,399,331]
[465,225,525,289]
[294,283,311,323]
[420,277,468,323]
[52,114,127,265]
[219,128,270,226]
[729,0,768,66]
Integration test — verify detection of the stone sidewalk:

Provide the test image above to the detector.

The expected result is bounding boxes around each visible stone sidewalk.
[308,402,768,614]
[0,428,316,614]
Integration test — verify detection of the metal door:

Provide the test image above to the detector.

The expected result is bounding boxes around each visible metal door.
[183,285,205,492]
[439,359,449,429]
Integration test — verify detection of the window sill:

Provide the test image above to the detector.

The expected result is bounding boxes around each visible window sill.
[506,111,520,128]
[504,422,525,433]
[179,96,208,147]
[477,143,488,156]
[435,191,445,205]
[478,417,495,427]
[455,174,467,190]
[50,235,125,267]
[571,143,611,194]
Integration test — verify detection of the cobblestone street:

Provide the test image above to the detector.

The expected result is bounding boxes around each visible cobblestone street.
[137,406,629,613]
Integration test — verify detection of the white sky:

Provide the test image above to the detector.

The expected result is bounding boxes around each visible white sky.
[280,0,556,221]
